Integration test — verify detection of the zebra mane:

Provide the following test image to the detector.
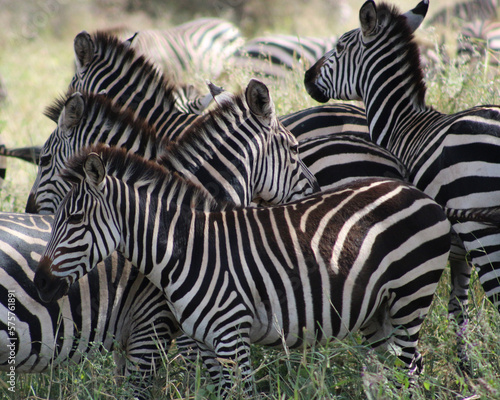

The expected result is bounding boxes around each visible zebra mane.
[159,91,247,169]
[45,89,160,148]
[61,145,228,212]
[378,2,427,107]
[44,94,66,123]
[86,31,179,109]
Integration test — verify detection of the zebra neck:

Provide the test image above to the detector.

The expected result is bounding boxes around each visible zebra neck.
[361,29,428,151]
[83,100,159,160]
[118,178,220,280]
[162,124,257,206]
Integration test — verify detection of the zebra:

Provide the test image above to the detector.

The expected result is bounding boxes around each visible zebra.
[70,30,205,141]
[427,0,498,28]
[26,79,318,215]
[0,212,176,400]
[232,34,338,78]
[33,145,452,396]
[126,18,244,83]
[304,0,500,369]
[457,20,500,66]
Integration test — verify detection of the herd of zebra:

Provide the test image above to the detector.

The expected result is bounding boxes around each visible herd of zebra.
[2,0,500,398]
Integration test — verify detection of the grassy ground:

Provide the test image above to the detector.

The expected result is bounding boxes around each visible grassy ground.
[1,1,500,399]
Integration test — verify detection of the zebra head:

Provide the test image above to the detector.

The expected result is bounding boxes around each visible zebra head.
[26,91,158,214]
[34,150,121,303]
[241,79,320,204]
[304,0,428,103]
[27,92,87,214]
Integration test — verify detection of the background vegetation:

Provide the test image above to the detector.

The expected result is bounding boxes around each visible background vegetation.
[1,0,500,398]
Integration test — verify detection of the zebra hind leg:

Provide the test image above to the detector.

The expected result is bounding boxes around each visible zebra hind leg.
[198,332,254,398]
[448,249,473,374]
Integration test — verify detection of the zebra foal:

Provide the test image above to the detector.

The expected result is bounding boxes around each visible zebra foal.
[304,0,500,369]
[0,213,175,399]
[34,146,451,396]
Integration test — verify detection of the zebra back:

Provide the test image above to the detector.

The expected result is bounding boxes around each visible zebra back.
[232,34,338,78]
[279,103,369,140]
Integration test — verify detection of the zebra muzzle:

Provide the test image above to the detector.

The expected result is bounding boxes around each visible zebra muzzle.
[34,256,70,303]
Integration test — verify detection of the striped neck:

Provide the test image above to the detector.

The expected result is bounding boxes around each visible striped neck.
[160,95,262,206]
[358,8,428,149]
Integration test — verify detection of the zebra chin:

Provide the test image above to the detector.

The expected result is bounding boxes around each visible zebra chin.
[34,256,71,303]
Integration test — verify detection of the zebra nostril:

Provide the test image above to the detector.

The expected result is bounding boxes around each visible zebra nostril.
[34,273,47,291]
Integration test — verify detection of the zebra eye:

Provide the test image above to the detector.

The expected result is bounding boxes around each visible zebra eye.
[67,213,84,224]
[290,144,299,154]
[336,43,345,53]
[40,154,52,167]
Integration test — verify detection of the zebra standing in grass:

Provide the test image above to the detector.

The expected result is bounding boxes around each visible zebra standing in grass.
[232,34,338,78]
[304,0,500,368]
[127,18,244,82]
[0,212,176,400]
[26,79,318,215]
[34,145,452,396]
[16,80,315,396]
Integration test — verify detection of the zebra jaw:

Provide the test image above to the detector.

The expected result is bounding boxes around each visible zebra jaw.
[304,59,330,103]
[34,256,71,303]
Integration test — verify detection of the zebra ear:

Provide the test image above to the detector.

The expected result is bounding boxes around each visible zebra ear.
[245,78,274,120]
[74,31,94,73]
[403,0,429,33]
[60,92,85,130]
[124,32,139,47]
[84,153,106,187]
[359,0,378,37]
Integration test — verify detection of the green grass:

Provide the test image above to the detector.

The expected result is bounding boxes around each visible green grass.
[1,2,500,399]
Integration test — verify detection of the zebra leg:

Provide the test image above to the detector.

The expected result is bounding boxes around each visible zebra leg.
[198,331,254,397]
[448,239,472,373]
[175,334,201,369]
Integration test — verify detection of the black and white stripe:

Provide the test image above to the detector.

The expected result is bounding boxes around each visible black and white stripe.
[232,34,338,78]
[0,212,175,400]
[34,146,452,395]
[127,18,244,82]
[26,79,317,214]
[70,30,202,141]
[304,0,500,368]
[427,0,498,27]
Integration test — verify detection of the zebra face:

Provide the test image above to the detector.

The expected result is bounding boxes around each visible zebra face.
[257,123,319,204]
[35,153,121,302]
[27,92,88,214]
[304,29,363,103]
[304,0,428,104]
[243,79,319,203]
